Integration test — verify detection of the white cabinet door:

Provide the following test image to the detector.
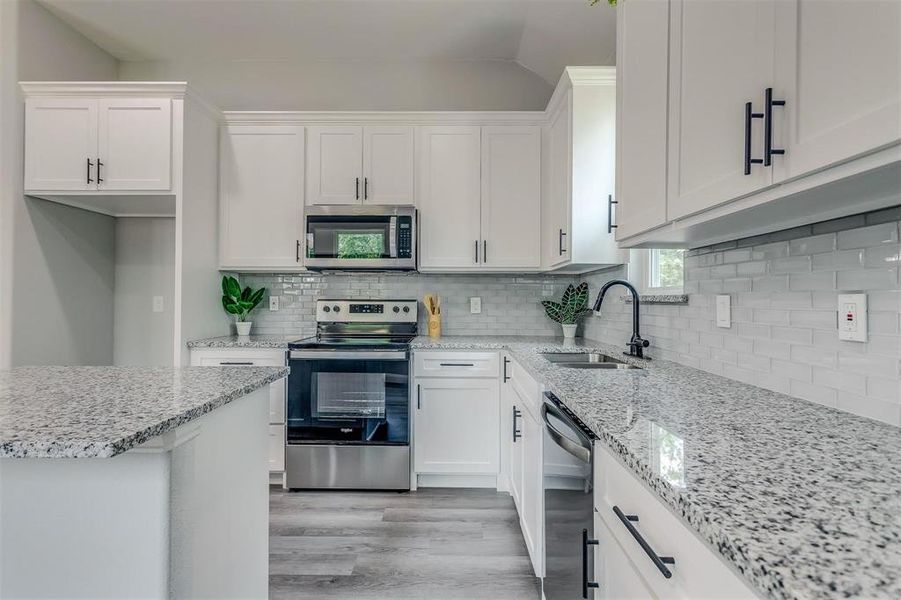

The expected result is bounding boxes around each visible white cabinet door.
[268,425,285,472]
[595,514,657,600]
[413,377,499,474]
[306,126,363,205]
[543,98,571,269]
[417,126,482,269]
[481,126,541,270]
[615,0,670,240]
[97,98,172,191]
[362,126,414,205]
[219,125,305,270]
[24,98,97,191]
[773,0,901,182]
[520,403,543,576]
[667,0,775,220]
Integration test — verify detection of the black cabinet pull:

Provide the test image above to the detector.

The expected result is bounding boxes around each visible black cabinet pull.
[582,528,600,598]
[296,239,301,262]
[483,240,487,263]
[763,87,786,166]
[744,102,764,175]
[86,158,94,184]
[558,229,567,255]
[607,194,618,234]
[355,177,360,200]
[363,177,369,200]
[96,158,103,183]
[512,406,522,442]
[502,356,510,382]
[612,506,675,578]
[416,384,421,410]
[219,361,254,366]
[474,240,479,263]
[439,363,475,367]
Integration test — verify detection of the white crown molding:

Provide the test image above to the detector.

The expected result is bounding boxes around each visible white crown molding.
[19,81,190,97]
[221,110,548,126]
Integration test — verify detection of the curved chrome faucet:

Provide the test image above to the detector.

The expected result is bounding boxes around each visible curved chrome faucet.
[592,279,651,359]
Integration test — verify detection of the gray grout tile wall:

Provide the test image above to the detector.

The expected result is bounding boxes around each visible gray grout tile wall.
[236,206,901,427]
[580,206,901,427]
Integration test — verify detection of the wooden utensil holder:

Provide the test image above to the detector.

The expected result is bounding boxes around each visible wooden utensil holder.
[427,314,442,338]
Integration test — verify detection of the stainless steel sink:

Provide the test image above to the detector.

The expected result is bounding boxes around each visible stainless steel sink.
[540,352,642,370]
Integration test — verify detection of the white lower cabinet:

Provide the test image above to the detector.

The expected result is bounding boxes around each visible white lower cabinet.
[413,377,500,475]
[190,348,287,480]
[594,443,758,599]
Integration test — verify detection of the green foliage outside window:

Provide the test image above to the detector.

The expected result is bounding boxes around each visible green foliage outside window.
[654,249,684,289]
[337,233,384,259]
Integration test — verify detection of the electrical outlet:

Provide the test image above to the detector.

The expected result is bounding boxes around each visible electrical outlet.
[269,296,279,311]
[715,295,731,328]
[838,293,867,342]
[470,297,481,314]
[152,296,164,313]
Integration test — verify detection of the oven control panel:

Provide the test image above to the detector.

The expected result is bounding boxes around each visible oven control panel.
[317,299,417,323]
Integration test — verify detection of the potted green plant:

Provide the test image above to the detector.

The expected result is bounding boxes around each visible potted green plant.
[541,282,592,339]
[221,275,266,336]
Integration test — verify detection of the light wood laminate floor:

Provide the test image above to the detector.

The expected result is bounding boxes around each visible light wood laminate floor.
[269,487,542,600]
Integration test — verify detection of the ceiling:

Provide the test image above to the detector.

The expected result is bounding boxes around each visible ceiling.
[37,0,616,84]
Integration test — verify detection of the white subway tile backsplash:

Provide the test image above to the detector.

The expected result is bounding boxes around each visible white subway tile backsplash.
[789,309,837,330]
[865,244,901,268]
[770,256,812,274]
[812,249,865,271]
[836,268,898,291]
[837,222,898,249]
[789,271,837,291]
[789,233,835,256]
[790,379,837,407]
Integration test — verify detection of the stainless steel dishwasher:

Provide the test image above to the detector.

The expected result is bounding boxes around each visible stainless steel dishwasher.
[542,391,599,599]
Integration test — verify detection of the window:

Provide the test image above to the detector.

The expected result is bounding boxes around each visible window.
[630,249,685,295]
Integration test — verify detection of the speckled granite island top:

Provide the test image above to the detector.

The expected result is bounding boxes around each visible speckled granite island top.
[413,335,901,600]
[0,366,288,459]
[186,334,293,349]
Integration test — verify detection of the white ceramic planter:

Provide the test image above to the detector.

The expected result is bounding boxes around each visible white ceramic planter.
[235,321,252,336]
[561,324,577,339]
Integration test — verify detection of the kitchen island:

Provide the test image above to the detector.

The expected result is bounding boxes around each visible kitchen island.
[0,365,288,599]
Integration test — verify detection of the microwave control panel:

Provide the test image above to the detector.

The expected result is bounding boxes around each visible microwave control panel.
[397,216,413,259]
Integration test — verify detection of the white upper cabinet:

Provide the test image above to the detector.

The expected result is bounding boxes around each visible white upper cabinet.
[97,98,172,191]
[362,126,415,205]
[666,0,776,220]
[541,68,627,272]
[772,0,901,182]
[24,93,173,194]
[306,126,363,205]
[219,125,305,270]
[417,126,483,269]
[24,98,97,191]
[481,126,541,270]
[614,0,670,240]
[307,125,414,205]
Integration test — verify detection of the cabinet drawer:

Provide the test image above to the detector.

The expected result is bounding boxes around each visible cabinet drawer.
[595,444,757,599]
[414,351,499,378]
[190,348,286,367]
[268,425,285,472]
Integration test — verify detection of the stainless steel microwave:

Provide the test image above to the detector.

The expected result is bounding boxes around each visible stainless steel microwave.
[303,205,417,271]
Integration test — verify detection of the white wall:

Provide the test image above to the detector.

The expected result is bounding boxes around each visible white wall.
[113,218,175,366]
[119,59,554,111]
[1,0,119,366]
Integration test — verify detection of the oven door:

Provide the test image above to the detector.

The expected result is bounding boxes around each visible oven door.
[287,350,410,445]
[303,206,415,270]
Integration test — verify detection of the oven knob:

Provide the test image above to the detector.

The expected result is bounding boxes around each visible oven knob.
[402,306,410,313]
[393,306,400,313]
[322,306,330,313]
[333,305,341,313]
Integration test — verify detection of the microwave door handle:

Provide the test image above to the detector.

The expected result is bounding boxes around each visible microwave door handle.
[389,216,398,258]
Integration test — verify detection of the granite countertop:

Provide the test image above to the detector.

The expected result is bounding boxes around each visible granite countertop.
[412,335,901,600]
[0,366,288,459]
[186,334,294,349]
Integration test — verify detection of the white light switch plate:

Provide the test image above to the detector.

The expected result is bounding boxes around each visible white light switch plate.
[838,293,867,342]
[152,296,164,313]
[470,297,481,314]
[715,295,731,328]
[269,296,279,311]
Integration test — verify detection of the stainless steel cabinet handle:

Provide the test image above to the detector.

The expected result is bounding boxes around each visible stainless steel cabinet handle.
[612,505,675,579]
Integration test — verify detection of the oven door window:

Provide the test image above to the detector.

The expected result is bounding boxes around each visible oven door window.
[287,357,409,445]
[306,216,392,260]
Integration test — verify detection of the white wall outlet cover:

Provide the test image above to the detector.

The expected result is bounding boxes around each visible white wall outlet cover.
[269,296,279,311]
[838,293,868,342]
[152,296,164,313]
[715,295,731,328]
[470,297,482,314]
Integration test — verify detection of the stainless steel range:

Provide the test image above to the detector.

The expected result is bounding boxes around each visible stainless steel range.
[285,299,417,490]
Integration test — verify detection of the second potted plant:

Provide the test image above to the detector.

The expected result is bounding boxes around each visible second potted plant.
[221,275,266,336]
[541,282,591,339]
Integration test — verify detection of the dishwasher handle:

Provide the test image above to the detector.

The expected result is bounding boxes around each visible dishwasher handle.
[541,401,592,464]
